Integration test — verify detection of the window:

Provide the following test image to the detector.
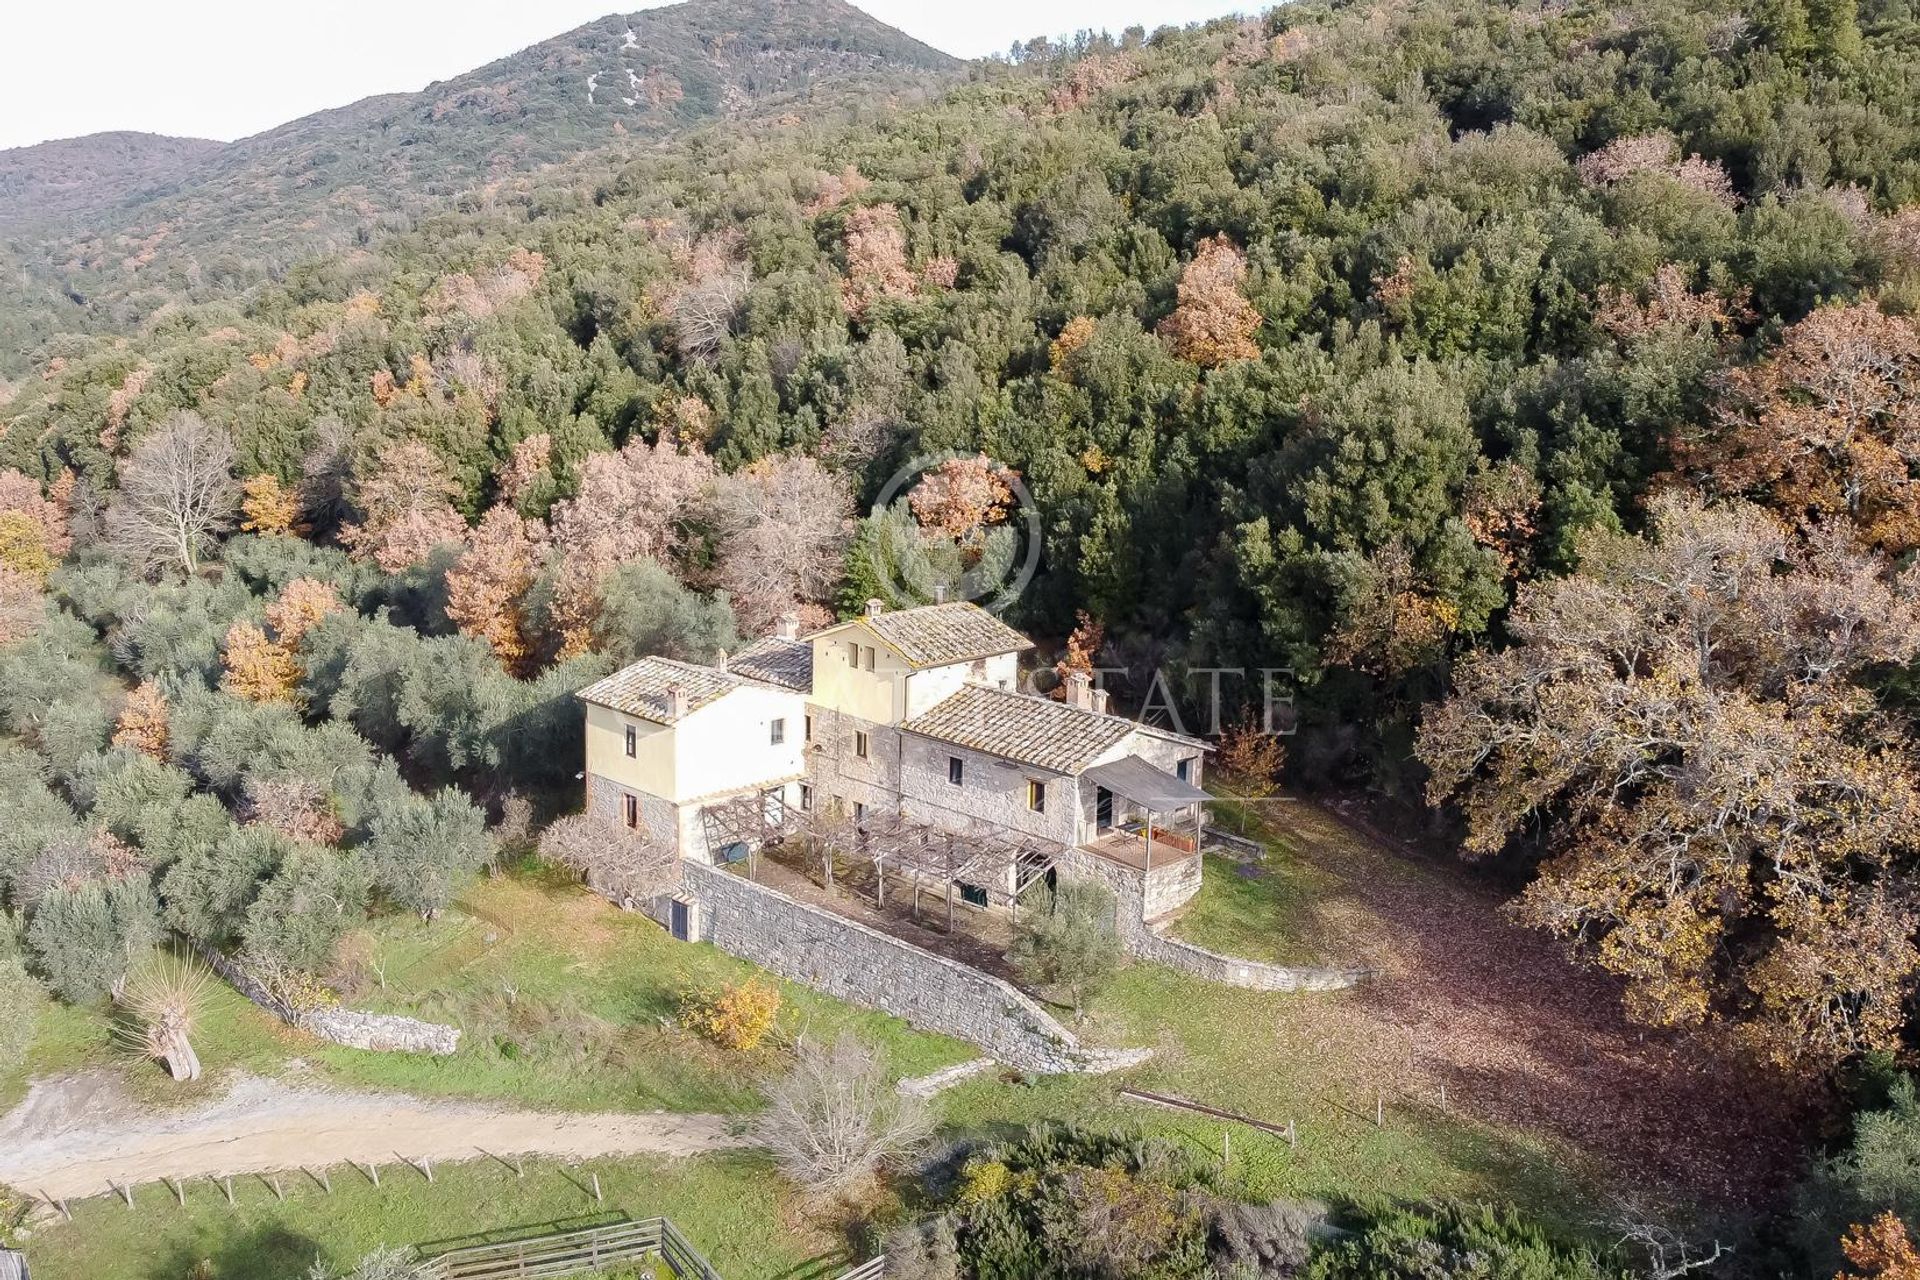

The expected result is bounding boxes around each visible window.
[622,794,639,829]
[804,714,813,742]
[770,718,786,746]
[799,783,813,812]
[1176,757,1194,783]
[853,801,868,822]
[959,882,988,908]
[624,724,637,757]
[948,755,965,786]
[846,639,860,666]
[855,730,870,759]
[861,644,876,671]
[1027,779,1046,813]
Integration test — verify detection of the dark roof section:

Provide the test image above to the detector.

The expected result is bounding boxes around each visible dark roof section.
[900,684,1134,773]
[730,636,813,693]
[818,602,1033,669]
[1081,755,1210,810]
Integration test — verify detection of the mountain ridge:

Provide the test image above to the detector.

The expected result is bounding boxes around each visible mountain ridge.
[0,0,963,370]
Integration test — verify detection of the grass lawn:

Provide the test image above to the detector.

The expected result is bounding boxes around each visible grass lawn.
[6,798,1791,1274]
[5,867,974,1120]
[933,964,1601,1235]
[18,1151,838,1280]
[1166,852,1323,966]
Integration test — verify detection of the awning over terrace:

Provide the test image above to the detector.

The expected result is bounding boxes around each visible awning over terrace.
[1081,755,1210,811]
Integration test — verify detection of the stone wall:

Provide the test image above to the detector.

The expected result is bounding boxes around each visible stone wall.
[198,944,462,1056]
[665,862,1149,1075]
[1143,853,1203,920]
[586,771,680,854]
[1054,847,1369,994]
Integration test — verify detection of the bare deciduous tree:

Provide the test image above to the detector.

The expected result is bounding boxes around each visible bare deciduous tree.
[668,261,751,360]
[750,1033,933,1196]
[105,411,240,575]
[538,814,680,909]
[710,454,852,633]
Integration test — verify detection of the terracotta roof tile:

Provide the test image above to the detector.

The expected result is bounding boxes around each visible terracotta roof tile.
[575,656,750,722]
[730,636,813,693]
[824,602,1032,669]
[900,683,1135,773]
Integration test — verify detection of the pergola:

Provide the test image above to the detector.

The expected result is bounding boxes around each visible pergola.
[1081,755,1211,878]
[842,810,1060,931]
[698,787,804,878]
[704,792,1062,934]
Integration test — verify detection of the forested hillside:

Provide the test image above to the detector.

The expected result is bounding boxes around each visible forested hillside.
[6,0,1920,1170]
[0,0,959,373]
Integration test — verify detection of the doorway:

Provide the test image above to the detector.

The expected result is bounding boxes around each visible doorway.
[1095,786,1114,833]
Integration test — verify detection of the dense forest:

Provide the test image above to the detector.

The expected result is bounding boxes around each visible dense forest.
[8,0,1920,1262]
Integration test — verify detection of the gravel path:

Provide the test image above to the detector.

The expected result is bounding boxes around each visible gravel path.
[0,1071,749,1201]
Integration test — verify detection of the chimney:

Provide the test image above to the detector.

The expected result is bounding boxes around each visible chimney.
[1064,669,1093,710]
[715,648,729,672]
[1090,687,1111,716]
[932,582,948,604]
[775,612,799,641]
[665,683,689,719]
[864,597,884,619]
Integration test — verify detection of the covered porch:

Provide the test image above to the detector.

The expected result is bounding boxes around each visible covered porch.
[1079,755,1209,864]
[1078,755,1211,919]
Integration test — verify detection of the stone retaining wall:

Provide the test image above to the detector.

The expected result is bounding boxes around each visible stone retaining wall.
[664,862,1149,1075]
[1054,847,1370,993]
[198,945,462,1056]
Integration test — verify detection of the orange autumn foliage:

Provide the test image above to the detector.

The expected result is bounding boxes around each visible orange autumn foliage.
[1156,235,1261,367]
[1840,1214,1920,1280]
[112,680,171,760]
[264,577,345,646]
[240,473,301,536]
[220,621,302,704]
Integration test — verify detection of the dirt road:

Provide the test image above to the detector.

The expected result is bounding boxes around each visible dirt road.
[0,1071,749,1201]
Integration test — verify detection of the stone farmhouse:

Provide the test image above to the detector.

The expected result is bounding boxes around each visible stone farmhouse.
[578,600,1215,926]
[575,600,1363,1073]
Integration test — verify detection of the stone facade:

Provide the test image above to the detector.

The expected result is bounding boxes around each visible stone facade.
[898,735,1078,851]
[660,862,1150,1075]
[586,770,681,854]
[1143,853,1204,921]
[804,705,903,819]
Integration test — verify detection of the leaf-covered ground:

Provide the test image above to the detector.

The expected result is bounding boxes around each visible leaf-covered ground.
[1211,795,1812,1208]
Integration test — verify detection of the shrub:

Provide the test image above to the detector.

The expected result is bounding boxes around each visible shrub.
[1305,1201,1626,1280]
[680,975,781,1051]
[1210,1199,1327,1276]
[751,1033,933,1195]
[942,1125,1219,1280]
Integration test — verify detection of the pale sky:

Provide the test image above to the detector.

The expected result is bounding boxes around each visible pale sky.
[0,1,1254,152]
